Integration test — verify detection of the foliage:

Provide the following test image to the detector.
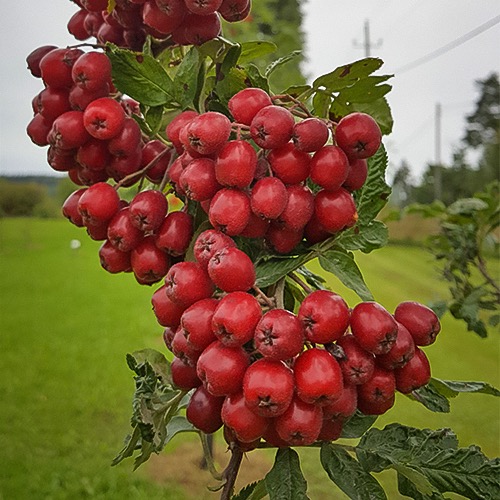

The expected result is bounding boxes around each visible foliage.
[406,181,500,337]
[0,178,50,217]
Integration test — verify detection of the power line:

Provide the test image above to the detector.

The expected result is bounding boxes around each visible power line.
[395,14,500,74]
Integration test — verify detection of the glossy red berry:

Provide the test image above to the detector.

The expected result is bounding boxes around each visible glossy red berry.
[186,385,224,434]
[376,321,416,370]
[209,188,251,236]
[193,229,236,269]
[208,247,256,292]
[196,341,250,396]
[394,301,441,346]
[335,112,382,160]
[78,181,120,226]
[277,184,314,231]
[294,348,343,406]
[62,189,87,227]
[98,240,131,273]
[250,105,295,150]
[335,334,375,385]
[129,190,168,232]
[221,392,269,443]
[322,382,358,420]
[250,176,288,221]
[179,157,221,201]
[313,188,358,234]
[155,211,193,257]
[180,298,219,352]
[343,158,368,191]
[357,366,396,408]
[107,207,144,252]
[151,285,186,328]
[254,309,304,360]
[267,142,311,185]
[171,357,202,390]
[215,140,257,188]
[394,347,431,394]
[298,290,350,344]
[274,396,323,446]
[310,145,350,192]
[292,117,329,152]
[185,112,231,155]
[228,87,272,125]
[83,97,126,140]
[164,261,214,307]
[243,358,294,418]
[130,236,170,284]
[71,51,112,92]
[350,301,399,355]
[212,292,262,346]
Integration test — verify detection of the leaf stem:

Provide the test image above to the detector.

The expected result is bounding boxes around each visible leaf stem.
[199,433,223,481]
[252,285,276,309]
[288,272,313,294]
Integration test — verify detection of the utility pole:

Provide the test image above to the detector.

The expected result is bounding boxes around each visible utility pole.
[353,20,382,57]
[434,102,442,201]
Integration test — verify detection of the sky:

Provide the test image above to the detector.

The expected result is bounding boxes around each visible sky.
[1,0,499,184]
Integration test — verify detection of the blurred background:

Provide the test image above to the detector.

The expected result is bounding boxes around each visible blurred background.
[0,1,498,498]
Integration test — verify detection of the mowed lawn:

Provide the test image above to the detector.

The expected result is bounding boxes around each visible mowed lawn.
[0,218,498,499]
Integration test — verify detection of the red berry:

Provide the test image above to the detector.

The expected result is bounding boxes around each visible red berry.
[277,184,314,231]
[151,285,186,328]
[207,247,256,292]
[130,236,170,284]
[394,347,431,394]
[196,341,249,396]
[250,105,295,150]
[185,112,231,155]
[107,207,144,252]
[265,224,303,254]
[357,366,396,408]
[193,229,236,269]
[78,181,120,226]
[274,396,323,446]
[109,119,143,158]
[394,301,441,346]
[142,0,187,34]
[166,110,199,154]
[267,142,311,184]
[209,188,251,236]
[186,385,224,434]
[313,188,358,234]
[292,117,329,152]
[26,45,58,78]
[62,188,87,227]
[218,0,251,22]
[83,97,126,140]
[48,111,91,150]
[171,357,202,390]
[129,190,168,232]
[298,290,350,344]
[221,392,269,443]
[212,292,262,346]
[377,321,416,370]
[155,211,193,257]
[335,112,382,160]
[243,358,294,418]
[99,240,131,273]
[164,261,214,307]
[250,177,288,221]
[180,298,219,352]
[40,48,83,88]
[179,158,221,201]
[318,417,344,442]
[322,383,358,420]
[294,348,343,406]
[336,334,375,385]
[350,302,399,355]
[184,0,223,15]
[71,51,112,92]
[310,145,350,192]
[215,140,257,188]
[343,159,368,191]
[254,309,304,360]
[228,87,272,126]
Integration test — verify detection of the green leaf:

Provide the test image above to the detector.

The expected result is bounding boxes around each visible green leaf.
[164,415,197,445]
[239,41,277,64]
[312,91,331,118]
[128,348,172,385]
[216,66,248,104]
[319,249,374,301]
[357,424,500,500]
[173,46,201,109]
[339,75,392,104]
[354,144,391,224]
[232,480,268,500]
[198,37,236,63]
[145,106,164,135]
[281,84,313,99]
[265,50,302,78]
[107,44,174,107]
[313,58,384,92]
[245,64,270,93]
[255,252,314,288]
[265,448,309,500]
[337,220,388,253]
[320,443,387,499]
[341,410,378,439]
[397,473,445,500]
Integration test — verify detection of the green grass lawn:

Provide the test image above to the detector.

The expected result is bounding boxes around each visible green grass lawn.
[0,218,498,499]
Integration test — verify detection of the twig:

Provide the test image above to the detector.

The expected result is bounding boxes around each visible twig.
[253,285,275,309]
[275,277,286,309]
[288,272,313,294]
[220,446,244,500]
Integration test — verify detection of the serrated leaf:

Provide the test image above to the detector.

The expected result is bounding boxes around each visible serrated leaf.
[145,106,164,135]
[313,58,384,92]
[217,66,248,103]
[337,220,388,253]
[339,75,392,104]
[320,443,387,499]
[431,378,500,398]
[354,144,391,224]
[281,85,312,99]
[255,252,314,288]
[341,410,378,439]
[265,448,309,500]
[239,41,277,64]
[357,424,500,500]
[265,50,302,78]
[198,37,236,63]
[111,425,141,466]
[397,473,445,500]
[129,348,172,385]
[409,383,451,413]
[107,44,174,107]
[173,46,201,109]
[319,249,374,301]
[232,480,268,500]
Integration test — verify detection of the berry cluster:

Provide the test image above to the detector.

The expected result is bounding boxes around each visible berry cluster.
[26,46,160,187]
[67,0,251,50]
[152,256,440,447]
[165,87,381,254]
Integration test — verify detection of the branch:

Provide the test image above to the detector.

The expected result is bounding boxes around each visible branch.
[199,433,223,481]
[220,446,244,500]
